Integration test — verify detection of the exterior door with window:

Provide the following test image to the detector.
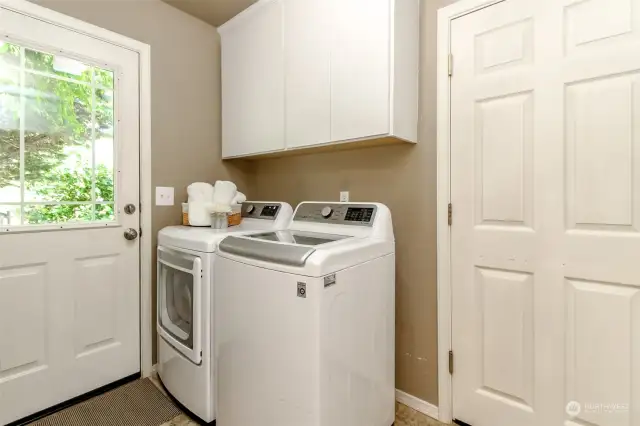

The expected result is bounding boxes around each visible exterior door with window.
[0,6,140,424]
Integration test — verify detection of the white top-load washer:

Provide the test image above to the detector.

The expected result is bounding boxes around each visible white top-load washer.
[214,202,395,426]
[156,201,293,423]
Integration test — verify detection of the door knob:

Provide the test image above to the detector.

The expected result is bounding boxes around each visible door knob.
[124,228,139,241]
[124,203,136,214]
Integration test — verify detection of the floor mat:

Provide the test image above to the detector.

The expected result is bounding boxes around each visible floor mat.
[29,378,182,426]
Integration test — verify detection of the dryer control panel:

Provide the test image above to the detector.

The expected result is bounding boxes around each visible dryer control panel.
[293,203,377,227]
[241,202,282,220]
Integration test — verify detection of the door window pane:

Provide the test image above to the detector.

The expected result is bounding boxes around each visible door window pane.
[0,40,117,227]
[0,42,20,68]
[0,205,20,226]
[24,203,93,225]
[25,48,92,83]
[24,73,92,201]
[94,69,114,89]
[0,68,21,202]
[95,203,115,221]
[95,88,114,202]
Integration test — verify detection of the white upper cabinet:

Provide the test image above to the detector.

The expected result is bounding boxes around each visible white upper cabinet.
[331,0,391,142]
[220,0,285,158]
[219,0,419,158]
[284,0,331,149]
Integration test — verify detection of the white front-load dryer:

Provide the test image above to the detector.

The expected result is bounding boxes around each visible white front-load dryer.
[214,202,396,426]
[156,201,292,423]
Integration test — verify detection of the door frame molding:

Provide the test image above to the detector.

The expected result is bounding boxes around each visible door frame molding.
[436,0,506,423]
[0,0,153,378]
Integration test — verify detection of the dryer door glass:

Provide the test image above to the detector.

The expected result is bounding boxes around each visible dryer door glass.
[158,248,200,350]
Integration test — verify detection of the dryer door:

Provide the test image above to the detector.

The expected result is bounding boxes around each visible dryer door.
[157,246,202,364]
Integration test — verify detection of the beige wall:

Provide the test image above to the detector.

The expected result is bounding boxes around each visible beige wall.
[35,0,252,362]
[35,0,455,403]
[246,0,455,404]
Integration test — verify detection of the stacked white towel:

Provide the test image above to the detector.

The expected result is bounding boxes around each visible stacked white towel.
[213,181,238,205]
[207,181,240,216]
[187,182,215,227]
[187,182,214,203]
[232,192,247,205]
[185,181,244,226]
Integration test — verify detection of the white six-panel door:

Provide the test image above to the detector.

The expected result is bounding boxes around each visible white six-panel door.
[451,0,640,425]
[0,7,140,424]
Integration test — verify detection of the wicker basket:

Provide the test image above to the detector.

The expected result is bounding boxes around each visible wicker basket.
[182,203,189,226]
[227,204,242,226]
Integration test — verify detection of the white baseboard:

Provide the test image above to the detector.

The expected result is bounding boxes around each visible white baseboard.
[147,363,158,378]
[395,389,439,421]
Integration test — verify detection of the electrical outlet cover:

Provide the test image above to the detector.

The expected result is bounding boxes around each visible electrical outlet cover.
[155,187,175,206]
[340,191,349,202]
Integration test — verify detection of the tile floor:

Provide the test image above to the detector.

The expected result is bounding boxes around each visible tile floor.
[160,405,447,426]
[395,403,448,426]
[153,372,448,426]
[160,404,448,426]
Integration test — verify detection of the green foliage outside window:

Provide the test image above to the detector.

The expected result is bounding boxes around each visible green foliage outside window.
[0,42,115,224]
[24,164,114,224]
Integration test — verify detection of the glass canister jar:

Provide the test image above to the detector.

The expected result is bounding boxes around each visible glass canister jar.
[210,212,228,230]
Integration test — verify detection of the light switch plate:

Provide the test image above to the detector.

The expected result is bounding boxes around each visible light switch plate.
[155,187,175,206]
[340,191,349,202]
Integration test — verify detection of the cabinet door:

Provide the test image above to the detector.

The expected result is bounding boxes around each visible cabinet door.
[330,0,391,142]
[284,0,331,149]
[221,0,285,158]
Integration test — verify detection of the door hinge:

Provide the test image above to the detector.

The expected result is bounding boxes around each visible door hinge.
[449,350,454,375]
[448,203,453,226]
[448,53,454,77]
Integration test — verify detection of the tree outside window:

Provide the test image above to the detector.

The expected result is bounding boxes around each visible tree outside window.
[0,41,115,226]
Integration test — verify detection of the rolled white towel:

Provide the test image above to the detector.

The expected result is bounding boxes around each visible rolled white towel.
[204,185,215,202]
[187,182,214,203]
[212,181,237,205]
[187,183,203,201]
[188,202,211,226]
[232,191,247,205]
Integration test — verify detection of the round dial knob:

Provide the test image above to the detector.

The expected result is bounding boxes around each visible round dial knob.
[321,206,333,218]
[245,204,255,214]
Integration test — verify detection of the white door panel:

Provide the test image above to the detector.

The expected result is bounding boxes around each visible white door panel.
[557,1,640,423]
[451,2,541,423]
[0,7,140,424]
[451,0,640,425]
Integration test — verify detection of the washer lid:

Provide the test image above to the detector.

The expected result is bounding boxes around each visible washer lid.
[244,230,349,246]
[219,231,352,266]
[219,236,316,267]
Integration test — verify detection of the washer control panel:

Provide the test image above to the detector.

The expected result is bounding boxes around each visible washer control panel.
[241,202,282,220]
[294,203,377,227]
